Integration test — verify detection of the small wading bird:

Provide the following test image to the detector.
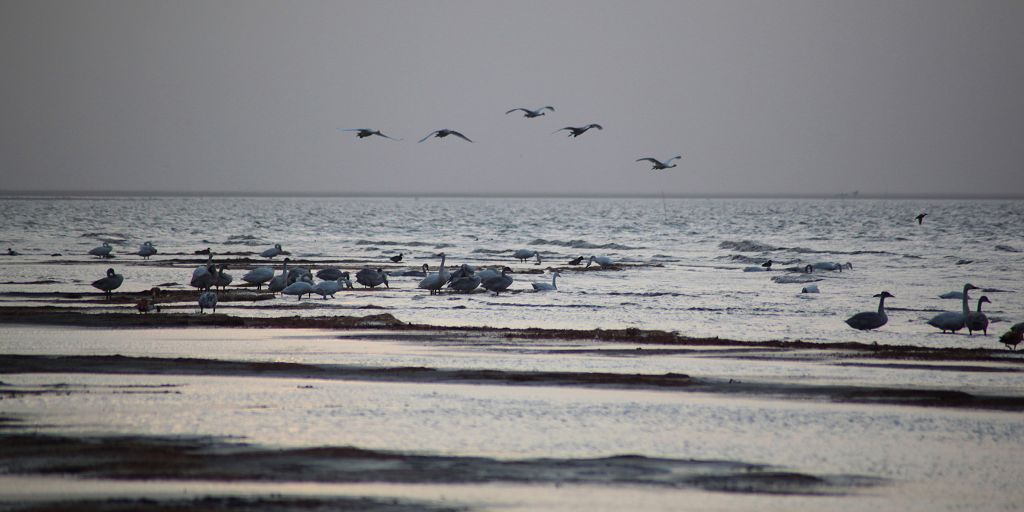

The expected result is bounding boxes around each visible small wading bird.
[635,156,682,170]
[915,212,927,225]
[506,106,555,118]
[419,129,473,143]
[554,124,602,138]
[844,291,894,331]
[92,268,124,299]
[341,128,401,141]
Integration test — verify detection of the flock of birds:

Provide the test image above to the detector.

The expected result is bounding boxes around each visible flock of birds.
[340,104,683,172]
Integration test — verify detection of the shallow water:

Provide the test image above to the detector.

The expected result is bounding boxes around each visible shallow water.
[1,196,1022,347]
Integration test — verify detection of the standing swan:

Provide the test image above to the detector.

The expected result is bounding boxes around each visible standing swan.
[137,241,157,259]
[928,283,979,333]
[242,265,275,290]
[532,272,560,291]
[481,267,514,295]
[91,268,124,300]
[261,244,284,259]
[198,291,218,313]
[267,258,291,294]
[966,296,991,335]
[513,249,542,265]
[355,268,389,288]
[89,242,113,259]
[844,291,894,331]
[586,255,614,268]
[418,253,450,295]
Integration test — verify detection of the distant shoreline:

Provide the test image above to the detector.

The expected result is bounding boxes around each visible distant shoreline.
[2,190,1022,200]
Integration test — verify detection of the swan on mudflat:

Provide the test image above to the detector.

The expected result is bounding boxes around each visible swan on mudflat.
[242,266,274,290]
[801,284,820,294]
[316,268,344,281]
[418,129,473,143]
[400,264,430,277]
[744,260,772,272]
[928,283,979,333]
[635,156,681,170]
[198,291,218,313]
[506,106,554,118]
[261,244,284,259]
[586,255,614,268]
[355,268,389,289]
[418,253,450,295]
[844,291,893,331]
[513,249,542,265]
[812,262,852,272]
[965,296,991,335]
[532,272,560,291]
[91,268,124,299]
[190,254,216,292]
[282,275,314,300]
[137,241,157,259]
[213,264,233,290]
[554,124,602,138]
[448,274,482,293]
[89,243,113,259]
[267,258,291,294]
[481,267,514,295]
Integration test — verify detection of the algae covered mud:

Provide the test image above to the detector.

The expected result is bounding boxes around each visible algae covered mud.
[1,196,1023,510]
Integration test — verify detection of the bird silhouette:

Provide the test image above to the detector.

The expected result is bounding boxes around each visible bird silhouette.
[419,129,473,143]
[506,106,555,118]
[341,128,401,141]
[554,124,602,138]
[636,156,682,170]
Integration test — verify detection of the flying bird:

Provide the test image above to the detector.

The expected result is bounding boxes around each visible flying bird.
[341,128,401,141]
[506,106,555,118]
[419,129,473,143]
[554,124,602,138]
[636,156,682,170]
[915,212,927,225]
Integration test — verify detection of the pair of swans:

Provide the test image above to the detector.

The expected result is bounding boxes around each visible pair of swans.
[927,283,986,334]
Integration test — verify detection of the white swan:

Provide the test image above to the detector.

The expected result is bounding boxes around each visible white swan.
[532,272,560,291]
[743,260,773,272]
[812,262,853,272]
[190,254,216,292]
[91,268,124,299]
[282,275,314,300]
[213,264,233,290]
[801,284,820,294]
[418,129,473,143]
[313,272,351,299]
[928,283,979,333]
[267,258,291,294]
[635,156,681,170]
[198,291,218,313]
[844,291,893,331]
[506,106,554,118]
[554,124,602,138]
[448,274,482,293]
[512,249,542,265]
[586,255,614,268]
[242,266,274,290]
[261,244,284,259]
[137,241,157,259]
[966,296,991,335]
[418,253,450,295]
[355,268,389,288]
[89,242,113,258]
[341,128,401,141]
[481,267,514,295]
[477,266,512,282]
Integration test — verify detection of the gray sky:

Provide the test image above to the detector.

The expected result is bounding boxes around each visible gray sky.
[2,0,1022,197]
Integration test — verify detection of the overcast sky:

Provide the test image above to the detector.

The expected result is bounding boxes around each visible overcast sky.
[2,0,1022,197]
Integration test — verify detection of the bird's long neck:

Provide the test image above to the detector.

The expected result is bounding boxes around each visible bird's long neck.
[281,261,288,276]
[976,298,986,313]
[552,274,558,287]
[961,286,972,314]
[439,255,446,272]
[877,296,887,314]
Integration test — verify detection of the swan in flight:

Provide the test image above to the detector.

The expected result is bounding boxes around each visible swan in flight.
[586,255,614,268]
[198,291,218,313]
[341,128,401,141]
[419,129,473,143]
[512,249,542,265]
[844,291,894,331]
[242,266,274,290]
[137,241,157,259]
[355,268,389,288]
[267,258,291,294]
[481,267,514,295]
[928,283,979,333]
[915,212,927,225]
[261,244,284,259]
[390,253,403,263]
[418,253,450,295]
[91,268,124,299]
[532,272,560,291]
[635,156,681,170]
[554,124,602,138]
[89,242,113,259]
[506,106,555,118]
[966,296,991,335]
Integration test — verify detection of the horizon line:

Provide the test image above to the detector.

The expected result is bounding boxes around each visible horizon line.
[1,190,1022,200]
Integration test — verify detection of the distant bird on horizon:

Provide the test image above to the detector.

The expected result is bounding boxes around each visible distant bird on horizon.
[636,156,682,170]
[419,129,473,143]
[341,128,401,141]
[915,212,927,225]
[506,106,555,118]
[390,253,403,263]
[554,124,602,138]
